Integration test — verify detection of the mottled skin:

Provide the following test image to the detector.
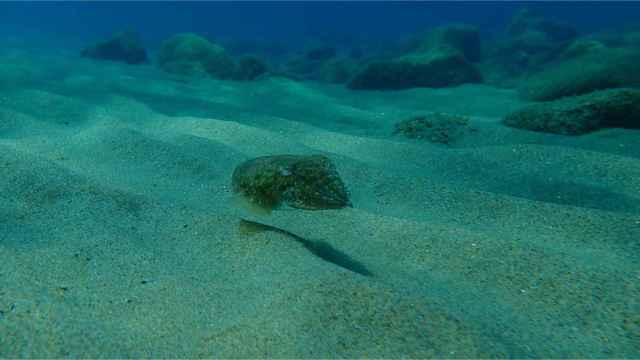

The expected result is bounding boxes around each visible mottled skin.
[232,155,351,212]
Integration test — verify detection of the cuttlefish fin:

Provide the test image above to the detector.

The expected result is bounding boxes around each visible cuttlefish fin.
[231,193,273,216]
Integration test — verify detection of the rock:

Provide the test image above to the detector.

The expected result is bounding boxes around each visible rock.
[157,33,236,79]
[318,58,357,83]
[81,30,148,65]
[508,8,578,43]
[518,47,640,101]
[284,56,316,78]
[283,47,337,80]
[503,89,640,135]
[234,56,267,80]
[231,155,351,214]
[559,39,607,59]
[305,46,337,61]
[283,46,356,84]
[421,24,482,62]
[348,46,482,90]
[393,113,475,145]
[485,9,578,81]
[621,31,640,47]
[488,29,563,78]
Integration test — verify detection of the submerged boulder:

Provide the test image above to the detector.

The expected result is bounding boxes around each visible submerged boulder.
[157,33,236,79]
[559,38,607,59]
[518,47,640,101]
[234,55,267,80]
[283,46,344,82]
[421,24,482,62]
[304,46,337,62]
[231,155,351,214]
[503,88,640,135]
[393,113,475,145]
[348,46,482,90]
[318,58,358,83]
[485,8,578,81]
[508,8,578,43]
[81,30,148,65]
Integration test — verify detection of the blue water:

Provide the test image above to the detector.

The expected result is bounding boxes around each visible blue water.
[2,2,640,48]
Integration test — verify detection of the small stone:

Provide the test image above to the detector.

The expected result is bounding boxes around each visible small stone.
[393,113,473,145]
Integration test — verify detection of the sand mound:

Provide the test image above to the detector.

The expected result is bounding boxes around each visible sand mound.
[1,52,638,357]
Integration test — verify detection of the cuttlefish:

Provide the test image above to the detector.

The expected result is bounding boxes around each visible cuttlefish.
[231,154,351,215]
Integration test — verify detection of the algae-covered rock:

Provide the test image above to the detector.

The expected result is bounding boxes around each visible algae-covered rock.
[484,9,578,82]
[503,88,640,135]
[284,51,356,84]
[305,46,337,61]
[234,55,267,80]
[283,46,339,81]
[488,29,565,78]
[81,30,148,65]
[157,33,236,79]
[508,9,578,43]
[559,39,607,59]
[318,58,358,83]
[348,46,482,90]
[393,113,475,145]
[518,47,640,101]
[420,24,482,62]
[231,155,351,214]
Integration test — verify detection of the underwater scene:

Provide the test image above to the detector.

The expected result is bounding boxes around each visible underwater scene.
[1,1,639,358]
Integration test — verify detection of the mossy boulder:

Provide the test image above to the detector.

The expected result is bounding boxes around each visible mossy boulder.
[157,33,236,79]
[81,30,148,65]
[560,39,607,59]
[486,9,578,80]
[503,88,640,135]
[318,58,358,83]
[305,46,337,61]
[348,46,482,90]
[234,55,267,80]
[283,46,355,84]
[421,24,482,62]
[519,47,640,101]
[488,30,565,79]
[508,8,578,43]
[393,113,475,145]
[284,46,338,80]
[231,155,351,213]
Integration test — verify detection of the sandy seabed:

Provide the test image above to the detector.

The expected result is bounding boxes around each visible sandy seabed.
[1,50,639,358]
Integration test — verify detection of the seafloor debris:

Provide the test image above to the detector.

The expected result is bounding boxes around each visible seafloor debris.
[231,154,351,214]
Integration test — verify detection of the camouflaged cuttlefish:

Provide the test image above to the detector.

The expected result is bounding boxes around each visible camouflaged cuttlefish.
[231,154,351,214]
